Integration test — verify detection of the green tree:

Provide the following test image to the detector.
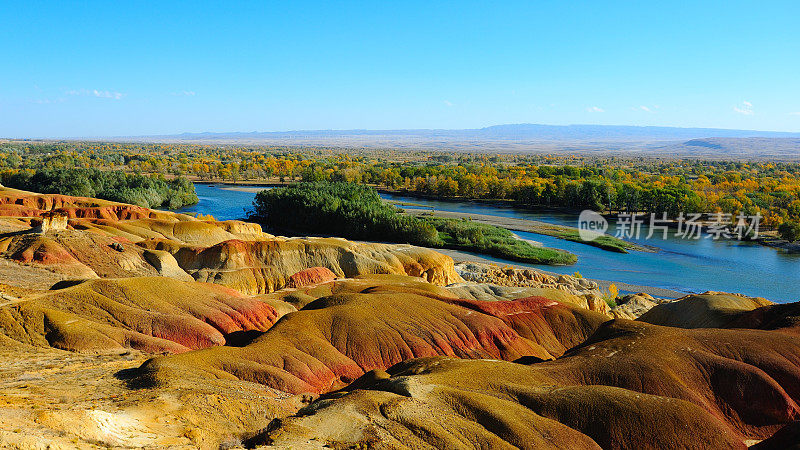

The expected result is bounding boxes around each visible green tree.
[778,221,800,242]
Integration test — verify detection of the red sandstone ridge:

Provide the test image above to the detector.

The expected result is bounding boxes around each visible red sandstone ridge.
[0,190,156,221]
[134,280,607,394]
[0,233,99,279]
[286,266,337,288]
[443,295,600,354]
[0,277,284,353]
[259,317,800,448]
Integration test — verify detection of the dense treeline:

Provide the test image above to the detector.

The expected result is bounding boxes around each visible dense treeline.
[252,182,439,245]
[252,182,575,264]
[4,141,800,236]
[0,168,198,209]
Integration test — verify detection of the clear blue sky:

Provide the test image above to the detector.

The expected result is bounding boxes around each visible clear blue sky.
[2,1,799,137]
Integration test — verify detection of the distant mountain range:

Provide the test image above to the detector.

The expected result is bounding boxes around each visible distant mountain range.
[120,124,800,159]
[164,124,800,141]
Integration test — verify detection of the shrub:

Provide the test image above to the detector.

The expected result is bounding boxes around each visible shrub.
[602,283,619,308]
[778,221,800,242]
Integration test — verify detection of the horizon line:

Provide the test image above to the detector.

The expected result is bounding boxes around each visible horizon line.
[5,122,800,141]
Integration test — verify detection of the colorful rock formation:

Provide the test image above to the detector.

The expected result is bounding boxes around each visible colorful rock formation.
[0,277,282,353]
[455,261,611,315]
[138,236,460,294]
[0,187,798,448]
[0,187,462,293]
[133,277,608,394]
[262,318,800,448]
[285,266,337,288]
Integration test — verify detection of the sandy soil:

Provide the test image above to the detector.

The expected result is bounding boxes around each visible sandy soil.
[219,185,271,193]
[0,342,298,448]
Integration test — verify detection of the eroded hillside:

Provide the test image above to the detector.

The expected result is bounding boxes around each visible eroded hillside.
[0,187,797,449]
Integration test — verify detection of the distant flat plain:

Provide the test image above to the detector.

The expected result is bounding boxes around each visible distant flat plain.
[117,124,800,160]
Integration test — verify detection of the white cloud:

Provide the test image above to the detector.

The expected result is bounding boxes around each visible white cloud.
[32,98,65,104]
[789,111,800,116]
[172,90,196,97]
[443,100,453,107]
[66,89,125,100]
[733,101,754,115]
[94,90,124,99]
[586,106,604,113]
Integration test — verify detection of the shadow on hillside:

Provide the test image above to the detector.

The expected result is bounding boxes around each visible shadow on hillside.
[114,366,160,389]
[224,329,264,347]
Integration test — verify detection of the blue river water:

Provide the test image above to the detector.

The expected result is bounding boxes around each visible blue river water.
[176,184,260,220]
[178,183,800,303]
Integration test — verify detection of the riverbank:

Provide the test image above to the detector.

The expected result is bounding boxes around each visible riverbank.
[196,179,799,255]
[212,182,647,254]
[404,209,652,253]
[201,181,647,253]
[759,235,800,253]
[219,185,272,193]
[250,181,580,266]
[182,183,800,302]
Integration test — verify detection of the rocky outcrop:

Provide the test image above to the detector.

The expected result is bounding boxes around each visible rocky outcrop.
[0,233,99,280]
[455,262,609,315]
[2,186,799,449]
[266,362,745,449]
[611,292,660,319]
[0,187,462,292]
[141,248,194,281]
[637,292,800,336]
[139,237,461,295]
[0,187,174,221]
[286,267,337,288]
[0,228,159,285]
[30,211,69,233]
[724,301,800,333]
